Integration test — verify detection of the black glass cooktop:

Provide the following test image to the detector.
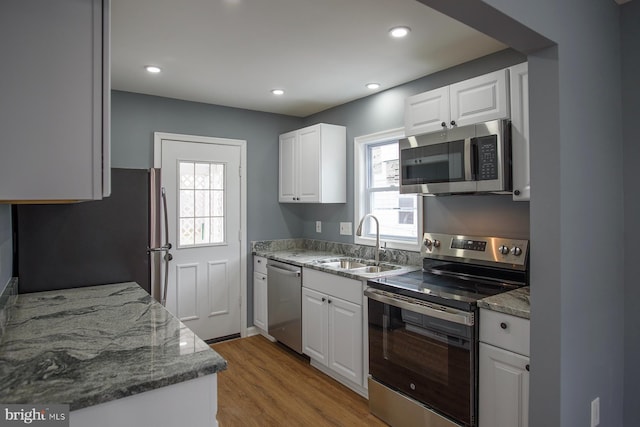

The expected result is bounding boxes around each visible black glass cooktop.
[368,269,522,311]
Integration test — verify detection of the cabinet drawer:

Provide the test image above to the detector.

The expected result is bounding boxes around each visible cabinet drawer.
[480,308,530,356]
[303,268,362,305]
[254,256,268,275]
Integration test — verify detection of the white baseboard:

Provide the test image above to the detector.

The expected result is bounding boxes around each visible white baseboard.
[245,326,260,337]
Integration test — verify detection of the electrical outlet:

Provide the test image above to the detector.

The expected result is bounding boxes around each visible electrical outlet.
[591,397,600,427]
[316,221,322,233]
[339,222,352,235]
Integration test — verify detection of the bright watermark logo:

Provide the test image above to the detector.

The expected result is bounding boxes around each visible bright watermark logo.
[0,405,69,426]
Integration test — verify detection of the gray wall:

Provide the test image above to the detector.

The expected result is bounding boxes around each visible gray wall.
[0,205,11,292]
[302,49,529,242]
[111,91,306,324]
[111,90,305,244]
[418,0,625,425]
[622,2,640,425]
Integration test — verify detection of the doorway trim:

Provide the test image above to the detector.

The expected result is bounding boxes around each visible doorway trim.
[153,131,248,338]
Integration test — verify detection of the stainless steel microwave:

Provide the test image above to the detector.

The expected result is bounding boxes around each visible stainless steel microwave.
[399,119,512,195]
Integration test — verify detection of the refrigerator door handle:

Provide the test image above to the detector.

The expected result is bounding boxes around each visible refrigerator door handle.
[160,187,172,307]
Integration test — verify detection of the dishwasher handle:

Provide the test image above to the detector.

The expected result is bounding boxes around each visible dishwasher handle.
[267,264,301,277]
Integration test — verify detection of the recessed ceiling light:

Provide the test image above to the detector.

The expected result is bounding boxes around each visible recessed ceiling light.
[366,83,381,90]
[389,26,411,38]
[145,65,162,73]
[271,89,285,96]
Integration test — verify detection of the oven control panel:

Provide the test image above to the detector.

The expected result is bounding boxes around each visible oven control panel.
[422,232,529,270]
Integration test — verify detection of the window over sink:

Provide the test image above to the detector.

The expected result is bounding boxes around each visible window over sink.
[354,128,422,251]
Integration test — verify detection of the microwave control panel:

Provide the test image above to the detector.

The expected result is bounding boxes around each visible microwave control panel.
[476,136,498,181]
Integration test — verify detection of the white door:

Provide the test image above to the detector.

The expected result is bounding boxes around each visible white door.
[328,297,362,385]
[156,134,244,341]
[302,286,328,364]
[253,271,267,331]
[449,69,509,127]
[297,125,321,203]
[479,342,530,427]
[278,130,298,202]
[404,86,450,135]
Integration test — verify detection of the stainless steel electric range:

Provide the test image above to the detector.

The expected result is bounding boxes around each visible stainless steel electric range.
[365,232,529,427]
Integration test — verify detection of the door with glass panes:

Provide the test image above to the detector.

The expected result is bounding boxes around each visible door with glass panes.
[157,134,242,341]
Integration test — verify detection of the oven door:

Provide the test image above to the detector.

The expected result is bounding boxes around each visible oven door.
[365,288,477,427]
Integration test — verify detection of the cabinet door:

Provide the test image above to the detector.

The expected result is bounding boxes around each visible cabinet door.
[279,131,298,202]
[328,297,363,385]
[297,126,321,203]
[509,62,530,201]
[479,342,529,427]
[450,69,509,127]
[404,86,450,136]
[0,0,109,201]
[302,287,328,364]
[253,272,268,331]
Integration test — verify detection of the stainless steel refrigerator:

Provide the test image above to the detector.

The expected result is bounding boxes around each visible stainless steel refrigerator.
[15,168,169,298]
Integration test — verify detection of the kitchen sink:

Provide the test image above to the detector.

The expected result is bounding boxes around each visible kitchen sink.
[350,265,399,274]
[314,257,401,274]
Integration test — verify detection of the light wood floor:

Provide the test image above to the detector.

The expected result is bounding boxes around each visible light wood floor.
[211,335,387,426]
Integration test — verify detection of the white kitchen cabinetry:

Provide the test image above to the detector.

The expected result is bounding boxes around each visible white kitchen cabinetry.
[302,269,364,394]
[404,69,509,136]
[509,62,530,201]
[0,0,110,202]
[253,256,268,334]
[479,308,530,427]
[278,123,346,203]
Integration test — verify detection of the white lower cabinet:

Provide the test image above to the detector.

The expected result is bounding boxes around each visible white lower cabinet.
[302,269,364,394]
[253,256,269,337]
[479,309,530,427]
[253,272,268,332]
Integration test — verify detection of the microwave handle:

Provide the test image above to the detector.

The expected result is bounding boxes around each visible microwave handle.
[464,138,474,180]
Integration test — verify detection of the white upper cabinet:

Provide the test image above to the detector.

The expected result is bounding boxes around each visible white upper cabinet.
[278,123,346,203]
[509,62,530,201]
[404,69,510,136]
[278,131,298,201]
[0,0,111,202]
[404,86,450,135]
[450,69,509,127]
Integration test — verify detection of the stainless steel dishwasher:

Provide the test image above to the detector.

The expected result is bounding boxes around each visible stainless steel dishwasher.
[266,260,302,353]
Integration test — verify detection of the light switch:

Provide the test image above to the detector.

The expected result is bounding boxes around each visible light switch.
[340,222,352,235]
[316,221,322,233]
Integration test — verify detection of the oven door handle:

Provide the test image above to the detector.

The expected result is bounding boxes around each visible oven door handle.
[364,288,474,326]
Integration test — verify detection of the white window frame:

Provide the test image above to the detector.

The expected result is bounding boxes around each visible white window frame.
[354,128,423,252]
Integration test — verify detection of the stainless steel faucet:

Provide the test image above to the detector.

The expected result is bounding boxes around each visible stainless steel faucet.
[356,214,383,264]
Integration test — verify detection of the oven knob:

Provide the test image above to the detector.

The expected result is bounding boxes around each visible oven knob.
[511,246,523,256]
[433,240,441,248]
[423,238,432,248]
[498,245,510,255]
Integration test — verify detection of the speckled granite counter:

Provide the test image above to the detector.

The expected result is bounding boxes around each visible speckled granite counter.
[0,282,227,410]
[478,286,530,319]
[253,239,421,280]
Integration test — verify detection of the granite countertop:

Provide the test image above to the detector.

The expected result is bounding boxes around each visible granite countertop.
[478,286,530,319]
[253,249,420,280]
[0,282,227,411]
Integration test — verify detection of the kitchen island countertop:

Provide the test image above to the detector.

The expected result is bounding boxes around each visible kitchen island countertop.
[478,286,530,319]
[0,282,227,411]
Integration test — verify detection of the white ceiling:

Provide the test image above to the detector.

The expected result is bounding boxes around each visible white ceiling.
[111,0,506,117]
